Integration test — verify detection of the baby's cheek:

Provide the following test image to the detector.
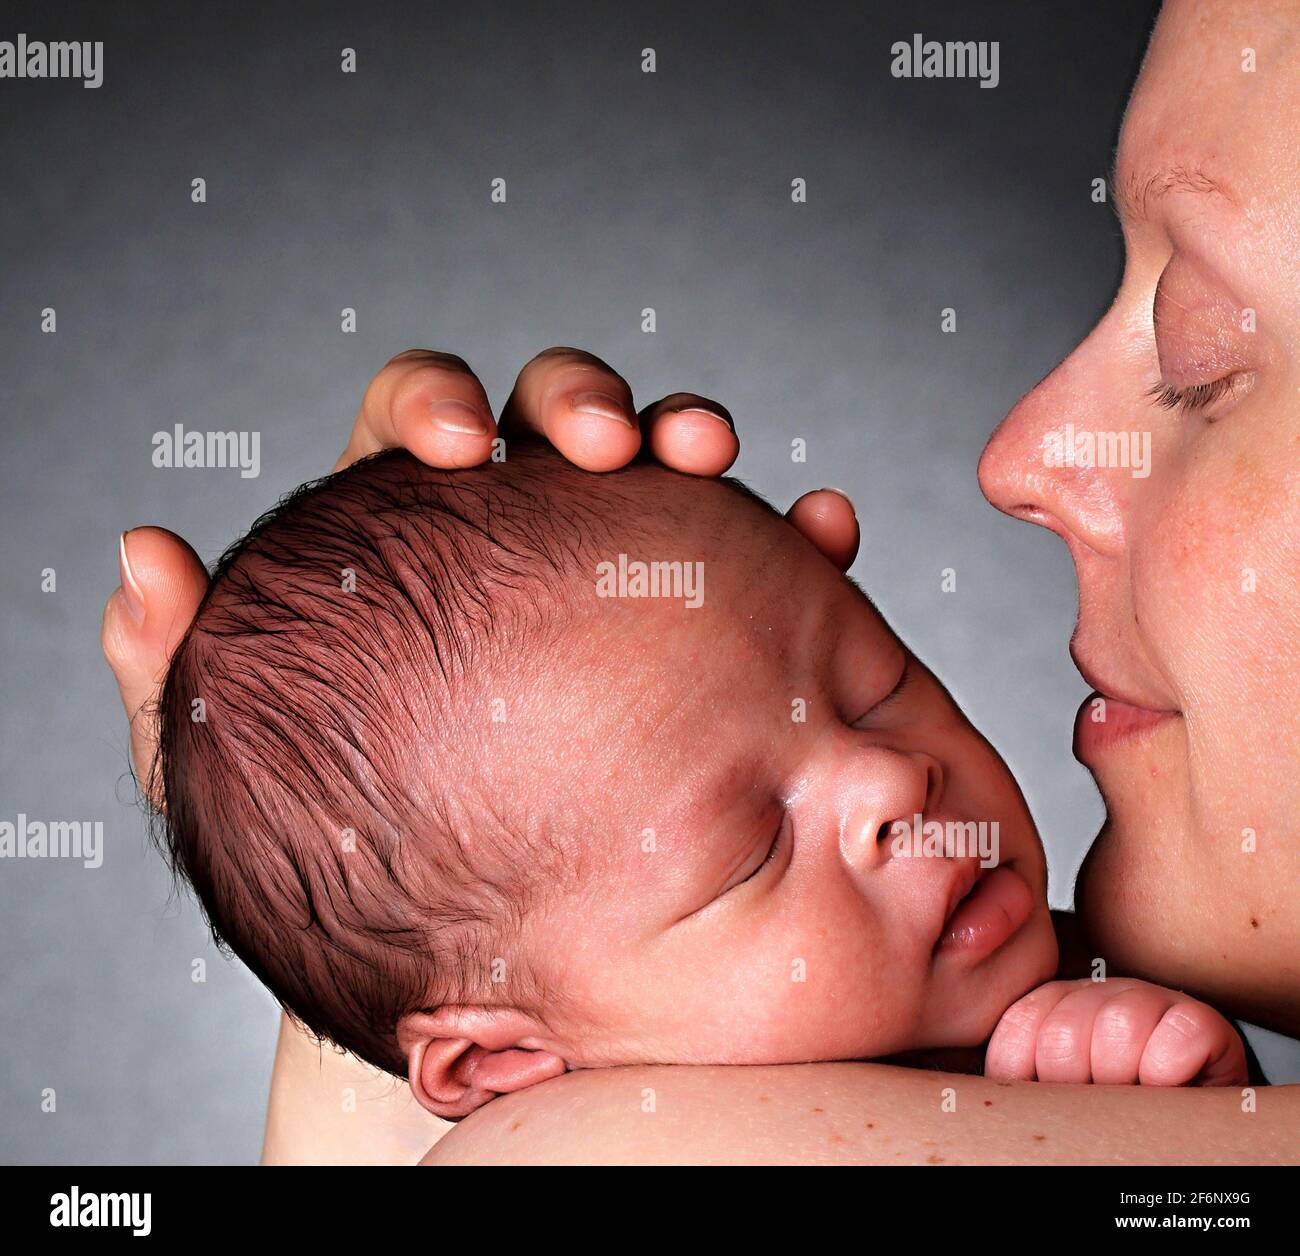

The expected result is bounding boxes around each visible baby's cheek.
[751,920,928,1061]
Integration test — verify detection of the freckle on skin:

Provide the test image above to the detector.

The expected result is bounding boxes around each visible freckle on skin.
[811,1107,824,1114]
[758,1095,770,1103]
[866,1122,875,1130]
[1033,1134,1047,1142]
[984,1100,993,1107]
[927,1153,944,1164]
[1251,917,1259,929]
[829,1133,845,1145]
[510,1120,523,1133]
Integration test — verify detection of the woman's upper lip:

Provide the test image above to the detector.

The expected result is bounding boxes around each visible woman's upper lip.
[1069,648,1179,713]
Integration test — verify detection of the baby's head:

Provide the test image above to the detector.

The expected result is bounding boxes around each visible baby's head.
[159,446,1056,1117]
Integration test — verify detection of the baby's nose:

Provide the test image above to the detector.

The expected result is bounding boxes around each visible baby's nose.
[838,747,943,877]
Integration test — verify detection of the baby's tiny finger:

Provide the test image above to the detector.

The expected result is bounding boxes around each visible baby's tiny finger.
[1139,1003,1246,1087]
[1032,984,1116,1084]
[1088,990,1167,1085]
[985,983,1075,1081]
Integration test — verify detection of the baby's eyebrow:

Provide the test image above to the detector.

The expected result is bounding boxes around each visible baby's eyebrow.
[1109,161,1236,225]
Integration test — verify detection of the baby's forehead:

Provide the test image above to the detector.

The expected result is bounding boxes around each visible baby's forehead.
[498,528,875,775]
[567,506,831,660]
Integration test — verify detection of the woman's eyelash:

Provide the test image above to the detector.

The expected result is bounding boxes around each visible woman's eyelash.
[1146,374,1240,414]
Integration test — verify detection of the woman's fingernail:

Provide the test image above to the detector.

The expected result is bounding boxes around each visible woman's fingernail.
[822,487,857,512]
[670,406,734,432]
[118,531,146,625]
[430,399,492,436]
[571,390,635,427]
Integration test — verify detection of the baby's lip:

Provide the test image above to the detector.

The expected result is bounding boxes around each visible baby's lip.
[934,865,1035,959]
[936,857,989,940]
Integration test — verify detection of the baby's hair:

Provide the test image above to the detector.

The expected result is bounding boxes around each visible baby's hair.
[154,443,781,1077]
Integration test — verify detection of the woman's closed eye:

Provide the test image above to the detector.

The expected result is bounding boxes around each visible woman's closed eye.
[1147,371,1252,419]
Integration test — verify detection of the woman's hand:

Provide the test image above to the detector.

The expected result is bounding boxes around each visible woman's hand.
[102,346,858,805]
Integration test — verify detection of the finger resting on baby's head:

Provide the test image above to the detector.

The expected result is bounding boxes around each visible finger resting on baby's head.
[643,401,738,476]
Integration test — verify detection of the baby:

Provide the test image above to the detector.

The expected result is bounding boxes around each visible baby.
[157,446,1247,1118]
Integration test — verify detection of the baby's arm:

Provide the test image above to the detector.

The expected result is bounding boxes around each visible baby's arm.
[984,977,1248,1086]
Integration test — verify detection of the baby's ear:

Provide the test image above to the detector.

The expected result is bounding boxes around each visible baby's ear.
[398,1010,567,1120]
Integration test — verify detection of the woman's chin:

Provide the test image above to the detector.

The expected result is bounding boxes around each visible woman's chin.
[1077,820,1183,975]
[1077,819,1262,1020]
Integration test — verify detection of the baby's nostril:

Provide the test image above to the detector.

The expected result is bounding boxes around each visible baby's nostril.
[925,761,944,812]
[876,823,893,846]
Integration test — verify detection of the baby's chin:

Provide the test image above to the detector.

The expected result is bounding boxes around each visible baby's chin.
[919,896,1059,1048]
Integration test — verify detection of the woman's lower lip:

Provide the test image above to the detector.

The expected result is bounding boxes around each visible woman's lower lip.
[935,865,1034,960]
[1073,691,1179,761]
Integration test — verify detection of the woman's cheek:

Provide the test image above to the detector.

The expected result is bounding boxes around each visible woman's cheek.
[1137,427,1300,838]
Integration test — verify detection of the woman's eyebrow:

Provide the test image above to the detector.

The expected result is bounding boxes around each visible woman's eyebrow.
[1108,162,1236,225]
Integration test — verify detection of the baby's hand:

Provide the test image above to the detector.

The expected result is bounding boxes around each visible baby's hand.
[984,978,1248,1086]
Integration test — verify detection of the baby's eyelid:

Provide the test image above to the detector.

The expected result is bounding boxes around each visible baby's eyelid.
[853,657,912,725]
[725,810,789,896]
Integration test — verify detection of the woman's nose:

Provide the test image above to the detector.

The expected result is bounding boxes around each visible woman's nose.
[838,746,944,878]
[977,324,1129,560]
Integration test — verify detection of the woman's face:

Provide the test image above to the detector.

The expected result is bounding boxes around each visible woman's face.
[979,0,1300,1034]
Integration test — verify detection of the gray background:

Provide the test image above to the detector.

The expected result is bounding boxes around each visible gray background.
[2,0,1296,1165]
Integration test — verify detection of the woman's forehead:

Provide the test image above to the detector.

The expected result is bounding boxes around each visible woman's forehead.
[1123,0,1300,167]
